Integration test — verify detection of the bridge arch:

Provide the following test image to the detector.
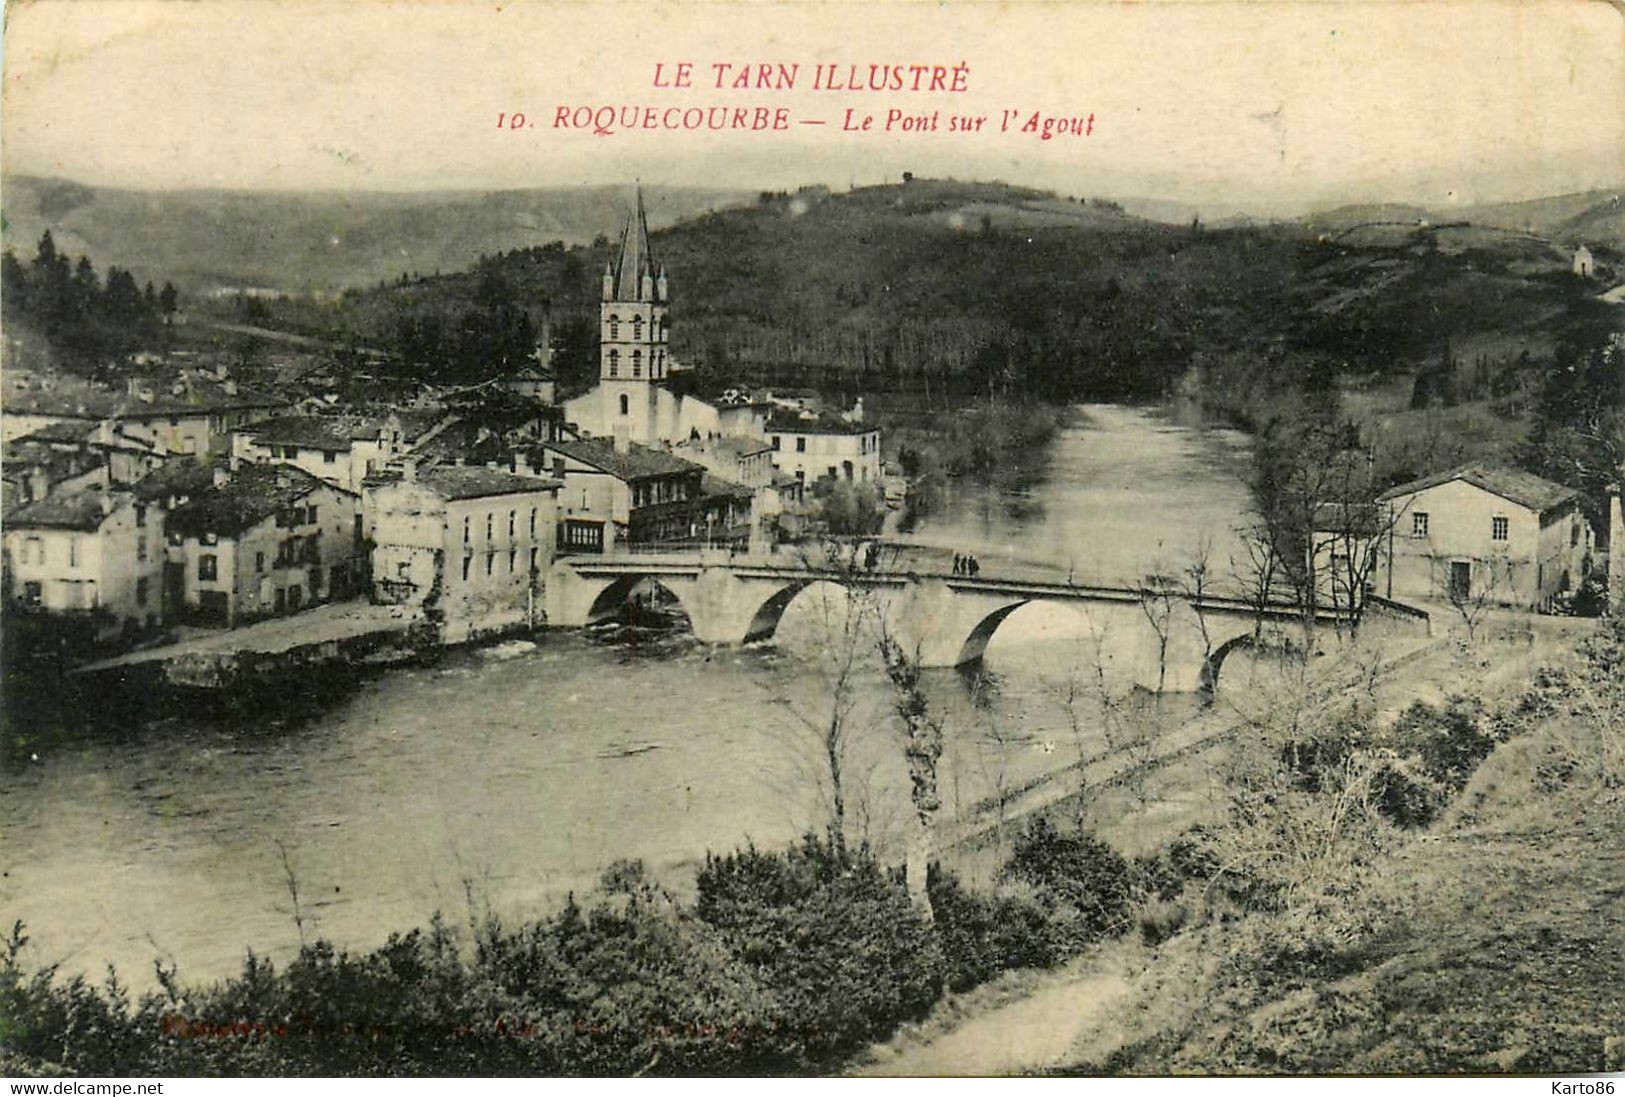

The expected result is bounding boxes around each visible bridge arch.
[584,573,696,629]
[954,599,1032,665]
[1200,628,1301,693]
[741,580,813,643]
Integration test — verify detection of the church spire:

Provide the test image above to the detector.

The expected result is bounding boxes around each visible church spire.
[608,183,658,302]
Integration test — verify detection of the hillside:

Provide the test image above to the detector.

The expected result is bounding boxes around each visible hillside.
[228,178,1611,412]
[0,176,752,295]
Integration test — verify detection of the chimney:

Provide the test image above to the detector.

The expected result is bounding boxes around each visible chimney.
[612,422,632,455]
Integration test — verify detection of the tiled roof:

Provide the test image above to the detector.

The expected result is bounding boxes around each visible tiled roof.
[545,438,703,481]
[131,458,222,504]
[166,465,333,538]
[415,466,561,501]
[242,415,393,450]
[13,421,97,445]
[1378,463,1578,513]
[765,412,875,436]
[5,488,119,531]
[699,473,756,501]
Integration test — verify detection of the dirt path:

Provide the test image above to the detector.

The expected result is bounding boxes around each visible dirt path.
[854,948,1139,1077]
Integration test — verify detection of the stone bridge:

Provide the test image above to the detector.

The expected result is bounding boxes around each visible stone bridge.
[545,549,1413,692]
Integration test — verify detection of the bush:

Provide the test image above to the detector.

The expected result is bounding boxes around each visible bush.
[926,865,1060,991]
[1001,819,1136,945]
[694,836,941,1069]
[1388,696,1498,791]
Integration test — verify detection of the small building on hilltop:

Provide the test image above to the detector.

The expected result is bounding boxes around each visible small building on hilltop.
[4,487,166,640]
[1374,464,1595,610]
[1573,244,1595,277]
[364,464,561,643]
[164,465,365,626]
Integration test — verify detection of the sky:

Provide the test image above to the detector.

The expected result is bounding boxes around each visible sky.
[3,0,1622,216]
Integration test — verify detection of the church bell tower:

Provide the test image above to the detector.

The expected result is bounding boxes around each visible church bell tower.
[600,185,669,444]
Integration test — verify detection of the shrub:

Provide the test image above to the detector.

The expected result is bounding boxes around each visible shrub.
[926,865,1060,991]
[1001,818,1136,944]
[694,836,941,1069]
[1388,696,1497,791]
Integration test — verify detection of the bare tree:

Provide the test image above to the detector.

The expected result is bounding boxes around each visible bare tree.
[873,618,944,922]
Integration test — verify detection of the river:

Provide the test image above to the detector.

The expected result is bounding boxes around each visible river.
[0,403,1256,986]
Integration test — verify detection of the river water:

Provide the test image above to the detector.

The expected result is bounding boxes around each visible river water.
[0,404,1255,986]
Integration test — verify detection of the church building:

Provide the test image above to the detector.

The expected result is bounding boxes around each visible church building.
[562,188,759,446]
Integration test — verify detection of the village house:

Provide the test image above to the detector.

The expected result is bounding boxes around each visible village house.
[1,368,288,455]
[231,411,452,493]
[364,464,561,642]
[4,487,167,640]
[2,422,170,510]
[164,465,365,626]
[1373,464,1594,610]
[1573,244,1594,278]
[765,410,883,485]
[499,363,558,404]
[539,436,752,553]
[674,432,808,536]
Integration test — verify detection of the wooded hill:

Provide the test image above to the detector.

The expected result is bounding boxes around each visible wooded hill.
[207,178,1618,408]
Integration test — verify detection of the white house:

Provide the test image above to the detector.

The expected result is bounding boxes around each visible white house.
[765,411,882,485]
[1573,244,1594,278]
[365,464,561,642]
[232,413,416,493]
[5,487,167,640]
[1374,464,1594,610]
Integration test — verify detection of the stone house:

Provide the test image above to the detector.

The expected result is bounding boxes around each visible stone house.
[164,465,365,626]
[1374,464,1594,609]
[4,487,167,640]
[365,464,561,643]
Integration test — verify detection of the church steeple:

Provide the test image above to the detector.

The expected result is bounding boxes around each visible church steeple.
[605,184,659,303]
[598,183,670,401]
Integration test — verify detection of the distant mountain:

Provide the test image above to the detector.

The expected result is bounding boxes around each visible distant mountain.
[1454,189,1625,247]
[0,176,753,295]
[1298,190,1625,248]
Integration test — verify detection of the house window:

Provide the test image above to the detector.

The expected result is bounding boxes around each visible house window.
[1572,523,1581,547]
[632,350,642,378]
[771,436,781,450]
[529,508,537,537]
[463,516,471,544]
[198,554,218,581]
[486,551,495,576]
[508,548,516,573]
[307,505,318,524]
[137,534,148,563]
[23,537,43,565]
[21,581,42,605]
[530,546,538,571]
[509,510,516,539]
[462,555,471,581]
[324,451,336,464]
[256,551,266,573]
[1412,512,1429,537]
[136,578,149,607]
[609,315,620,340]
[68,537,79,569]
[796,437,806,453]
[608,349,620,377]
[1491,516,1509,541]
[397,560,411,579]
[486,513,494,541]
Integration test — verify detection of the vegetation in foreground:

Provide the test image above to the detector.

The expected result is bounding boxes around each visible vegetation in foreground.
[5,620,1621,1077]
